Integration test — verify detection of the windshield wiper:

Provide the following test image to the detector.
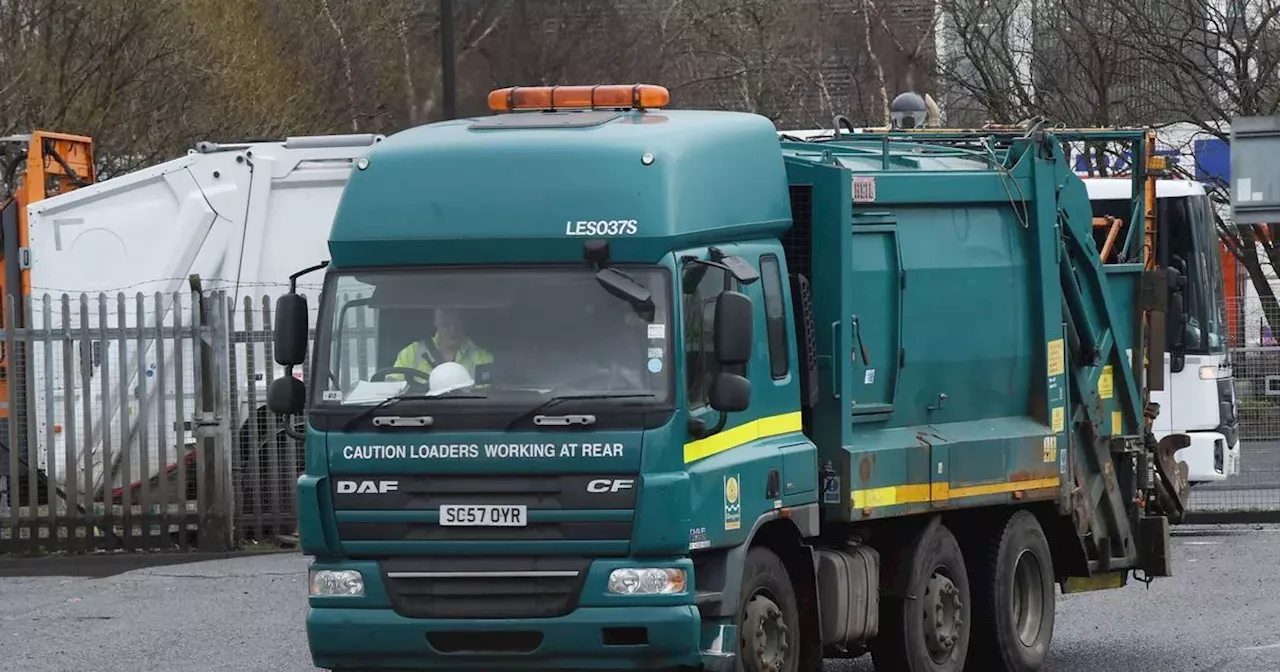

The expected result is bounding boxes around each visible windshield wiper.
[505,392,655,430]
[342,393,487,431]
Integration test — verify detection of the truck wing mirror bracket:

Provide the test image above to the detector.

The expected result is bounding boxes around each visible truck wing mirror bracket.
[682,253,760,286]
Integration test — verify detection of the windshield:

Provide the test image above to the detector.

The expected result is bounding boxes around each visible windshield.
[1175,194,1228,354]
[1092,193,1227,354]
[311,266,673,408]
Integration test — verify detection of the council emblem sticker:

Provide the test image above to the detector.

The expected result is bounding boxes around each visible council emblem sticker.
[723,474,741,531]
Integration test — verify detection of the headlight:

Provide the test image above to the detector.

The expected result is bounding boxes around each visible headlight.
[310,569,364,596]
[607,567,687,595]
[1200,365,1226,380]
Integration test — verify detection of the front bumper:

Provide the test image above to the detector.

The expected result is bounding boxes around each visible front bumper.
[306,557,704,670]
[308,604,702,670]
[1167,430,1241,483]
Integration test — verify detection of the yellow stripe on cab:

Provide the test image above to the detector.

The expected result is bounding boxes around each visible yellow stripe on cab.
[683,411,804,464]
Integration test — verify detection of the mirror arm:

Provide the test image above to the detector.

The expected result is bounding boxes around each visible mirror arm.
[684,256,732,275]
[281,418,305,442]
[687,410,729,440]
[708,410,728,435]
[289,260,330,293]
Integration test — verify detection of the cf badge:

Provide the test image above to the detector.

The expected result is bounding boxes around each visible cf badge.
[586,479,635,493]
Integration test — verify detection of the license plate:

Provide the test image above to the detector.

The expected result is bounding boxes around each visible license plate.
[439,504,528,527]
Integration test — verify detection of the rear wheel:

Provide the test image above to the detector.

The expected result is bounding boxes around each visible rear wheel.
[871,520,971,672]
[964,510,1055,672]
[737,546,801,672]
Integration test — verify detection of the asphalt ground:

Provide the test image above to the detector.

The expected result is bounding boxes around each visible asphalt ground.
[1,524,1278,672]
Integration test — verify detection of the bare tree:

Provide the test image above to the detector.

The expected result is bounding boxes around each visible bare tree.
[932,0,1153,128]
[1118,0,1280,336]
[0,0,203,174]
[657,0,830,124]
[819,0,942,125]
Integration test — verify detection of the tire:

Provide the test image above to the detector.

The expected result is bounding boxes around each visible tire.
[870,520,971,672]
[737,546,802,672]
[964,510,1055,672]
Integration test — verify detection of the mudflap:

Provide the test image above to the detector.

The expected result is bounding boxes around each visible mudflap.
[1138,515,1173,578]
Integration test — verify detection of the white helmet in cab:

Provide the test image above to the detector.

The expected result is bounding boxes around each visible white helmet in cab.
[427,361,475,396]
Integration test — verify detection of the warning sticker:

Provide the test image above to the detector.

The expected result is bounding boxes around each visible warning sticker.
[1098,365,1113,399]
[1042,436,1058,463]
[1112,410,1123,435]
[1047,339,1065,378]
[723,474,741,531]
[1051,406,1065,433]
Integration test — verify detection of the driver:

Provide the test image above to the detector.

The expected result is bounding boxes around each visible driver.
[389,308,493,381]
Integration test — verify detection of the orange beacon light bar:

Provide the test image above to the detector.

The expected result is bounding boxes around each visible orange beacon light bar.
[488,84,670,112]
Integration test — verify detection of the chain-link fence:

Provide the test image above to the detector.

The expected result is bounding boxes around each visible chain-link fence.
[1183,293,1280,523]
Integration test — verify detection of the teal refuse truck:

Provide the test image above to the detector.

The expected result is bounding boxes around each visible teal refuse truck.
[266,84,1191,672]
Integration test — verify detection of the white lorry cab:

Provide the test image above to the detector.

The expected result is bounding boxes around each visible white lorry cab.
[1083,177,1240,484]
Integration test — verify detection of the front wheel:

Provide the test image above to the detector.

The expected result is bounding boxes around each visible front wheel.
[965,510,1055,672]
[871,520,972,672]
[737,546,801,672]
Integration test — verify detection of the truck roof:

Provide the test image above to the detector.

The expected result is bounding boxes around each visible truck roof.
[1082,176,1207,200]
[327,109,793,268]
[779,138,996,173]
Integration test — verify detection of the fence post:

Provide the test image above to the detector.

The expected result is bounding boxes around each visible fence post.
[190,276,233,550]
[213,290,235,549]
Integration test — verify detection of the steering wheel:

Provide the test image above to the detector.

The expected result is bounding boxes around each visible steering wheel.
[368,367,433,388]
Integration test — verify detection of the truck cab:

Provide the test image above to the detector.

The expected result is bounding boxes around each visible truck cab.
[269,86,809,670]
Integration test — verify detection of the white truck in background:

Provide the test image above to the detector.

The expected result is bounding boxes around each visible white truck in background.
[1084,177,1240,485]
[22,133,383,518]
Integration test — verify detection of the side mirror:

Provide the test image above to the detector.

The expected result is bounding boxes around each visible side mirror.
[714,290,753,365]
[710,371,750,413]
[275,293,310,366]
[267,376,306,416]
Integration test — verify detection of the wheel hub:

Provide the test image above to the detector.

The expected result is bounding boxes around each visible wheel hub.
[923,573,963,660]
[1013,549,1046,646]
[742,593,790,672]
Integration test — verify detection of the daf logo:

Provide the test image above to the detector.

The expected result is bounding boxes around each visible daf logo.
[337,480,399,494]
[587,478,635,493]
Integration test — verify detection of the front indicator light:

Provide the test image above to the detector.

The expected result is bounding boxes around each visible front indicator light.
[310,569,365,596]
[607,567,687,595]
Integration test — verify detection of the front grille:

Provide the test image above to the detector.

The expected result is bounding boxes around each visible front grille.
[333,473,638,550]
[382,556,590,619]
[339,520,631,542]
[332,473,638,510]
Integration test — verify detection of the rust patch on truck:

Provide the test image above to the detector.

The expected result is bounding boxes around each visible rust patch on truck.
[1011,469,1059,483]
[858,454,876,483]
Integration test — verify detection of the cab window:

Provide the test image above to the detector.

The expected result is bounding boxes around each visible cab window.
[683,265,733,409]
[759,254,788,379]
